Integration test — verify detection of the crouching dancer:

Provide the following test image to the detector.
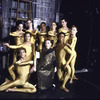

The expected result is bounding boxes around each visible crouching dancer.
[0,48,36,93]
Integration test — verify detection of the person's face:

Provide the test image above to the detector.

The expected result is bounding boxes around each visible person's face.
[19,50,26,58]
[59,34,65,42]
[51,22,57,30]
[61,20,67,27]
[27,20,32,28]
[71,27,77,35]
[45,40,52,49]
[18,24,23,31]
[41,23,46,31]
[25,34,31,42]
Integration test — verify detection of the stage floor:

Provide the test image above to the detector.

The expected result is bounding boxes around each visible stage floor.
[0,69,100,100]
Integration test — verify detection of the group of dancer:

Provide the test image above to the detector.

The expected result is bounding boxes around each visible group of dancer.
[0,18,78,93]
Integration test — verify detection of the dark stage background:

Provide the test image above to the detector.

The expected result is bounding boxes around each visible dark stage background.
[60,0,100,73]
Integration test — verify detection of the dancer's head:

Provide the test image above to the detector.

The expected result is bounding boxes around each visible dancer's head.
[71,25,78,36]
[40,22,46,31]
[16,21,23,31]
[45,39,53,49]
[61,18,67,27]
[58,32,65,42]
[51,22,57,30]
[18,48,26,58]
[24,32,31,42]
[26,19,33,28]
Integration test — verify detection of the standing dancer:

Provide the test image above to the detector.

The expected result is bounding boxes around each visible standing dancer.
[37,22,47,52]
[47,22,58,48]
[56,32,74,92]
[58,18,71,44]
[26,19,37,44]
[66,26,78,83]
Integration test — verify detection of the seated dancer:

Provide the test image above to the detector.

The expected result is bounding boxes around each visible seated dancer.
[37,22,47,52]
[66,25,78,84]
[0,48,36,93]
[37,39,56,90]
[4,32,35,81]
[55,32,75,92]
[47,22,58,48]
[26,19,37,44]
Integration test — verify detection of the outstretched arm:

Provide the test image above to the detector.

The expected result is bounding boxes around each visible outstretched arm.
[10,32,19,37]
[15,61,34,66]
[4,43,23,49]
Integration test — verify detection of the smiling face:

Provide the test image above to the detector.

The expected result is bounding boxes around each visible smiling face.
[19,49,26,58]
[61,19,67,27]
[45,40,52,49]
[51,22,57,30]
[25,33,31,42]
[17,24,23,31]
[59,33,65,42]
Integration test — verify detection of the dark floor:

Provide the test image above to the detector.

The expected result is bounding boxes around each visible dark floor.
[0,68,100,100]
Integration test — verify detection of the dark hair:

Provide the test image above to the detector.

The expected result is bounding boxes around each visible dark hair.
[44,39,54,47]
[18,48,26,54]
[16,20,24,30]
[24,32,32,38]
[27,19,32,23]
[61,18,67,22]
[40,22,46,27]
[57,32,65,38]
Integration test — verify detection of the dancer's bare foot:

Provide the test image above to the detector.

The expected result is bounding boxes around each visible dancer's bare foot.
[73,75,78,80]
[5,78,11,83]
[69,80,73,84]
[60,86,69,92]
[6,88,15,92]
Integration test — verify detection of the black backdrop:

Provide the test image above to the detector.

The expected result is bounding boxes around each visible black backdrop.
[60,0,100,72]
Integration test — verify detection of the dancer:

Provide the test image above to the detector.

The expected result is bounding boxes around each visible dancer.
[47,22,58,48]
[0,48,36,93]
[66,25,78,83]
[55,32,74,92]
[26,19,37,44]
[4,32,35,80]
[37,22,47,52]
[10,22,24,64]
[3,22,25,83]
[58,18,71,44]
[37,39,56,90]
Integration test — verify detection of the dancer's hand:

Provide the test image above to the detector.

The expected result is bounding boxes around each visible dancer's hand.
[3,43,9,47]
[64,64,68,69]
[30,66,34,74]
